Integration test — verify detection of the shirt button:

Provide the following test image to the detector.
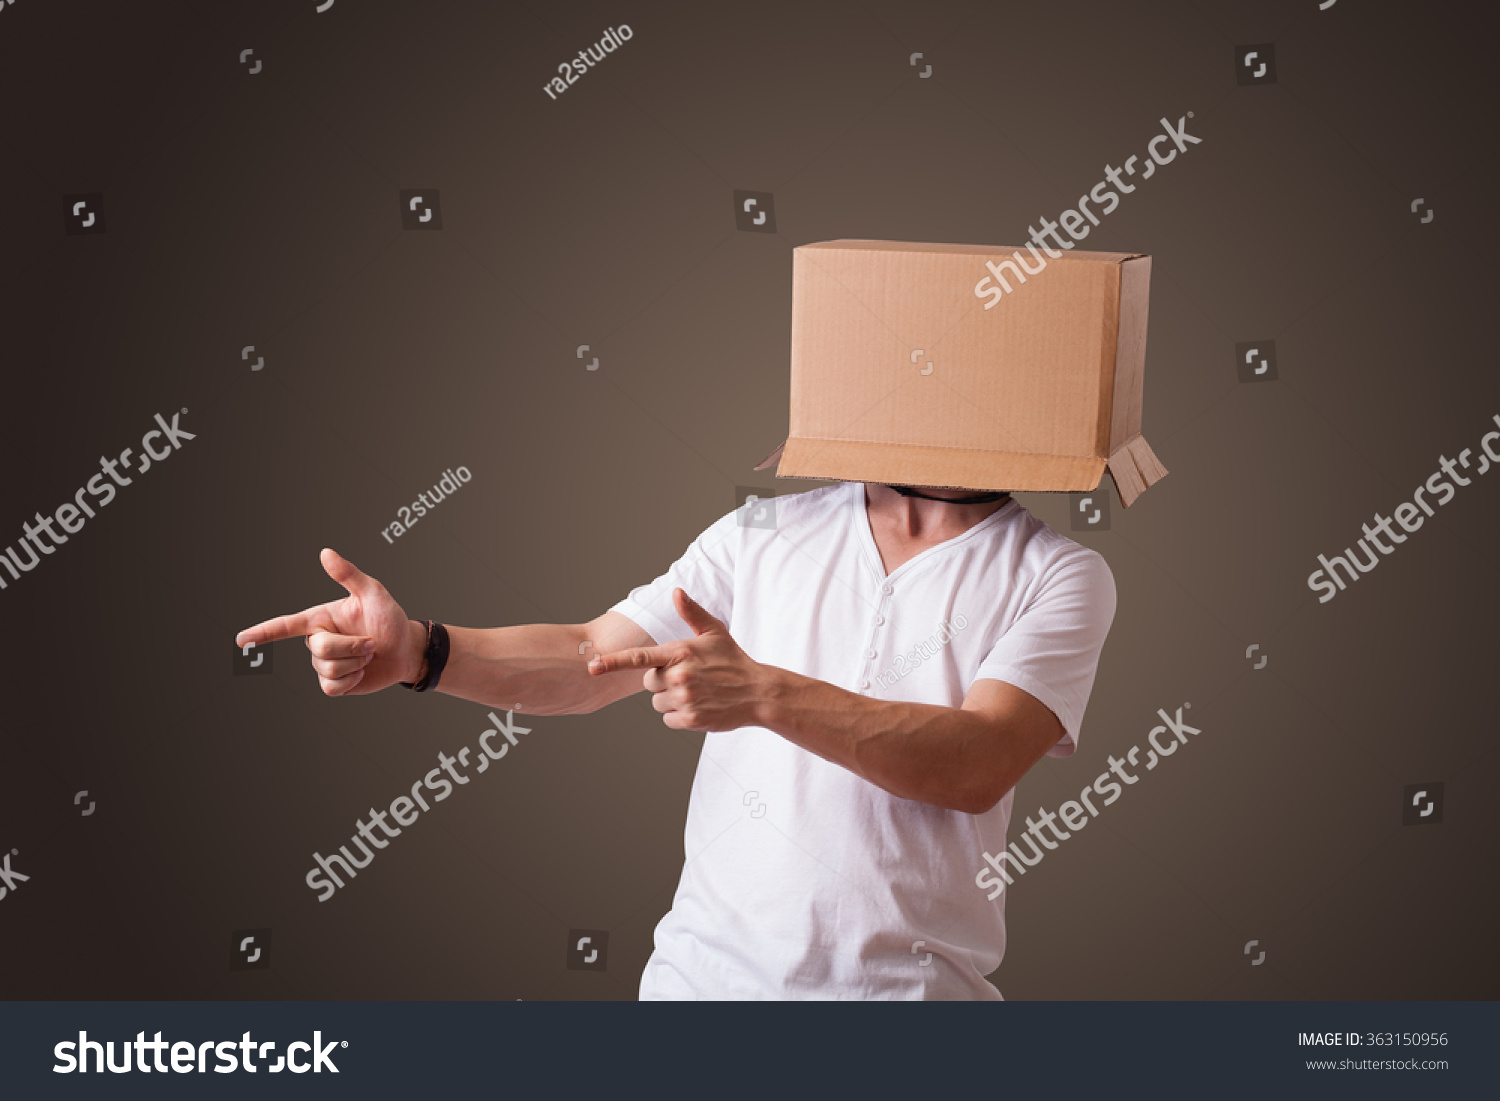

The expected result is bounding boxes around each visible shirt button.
[866,649,877,659]
[881,584,893,595]
[859,679,870,690]
[871,615,884,626]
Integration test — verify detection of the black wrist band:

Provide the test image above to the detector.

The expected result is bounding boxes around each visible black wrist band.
[400,620,450,692]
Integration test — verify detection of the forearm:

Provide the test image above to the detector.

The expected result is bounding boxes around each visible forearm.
[754,668,1025,814]
[419,620,644,715]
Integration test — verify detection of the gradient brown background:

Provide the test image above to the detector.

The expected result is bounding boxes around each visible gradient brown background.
[1,0,1496,1000]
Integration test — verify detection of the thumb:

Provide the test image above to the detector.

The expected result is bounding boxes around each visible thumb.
[321,547,377,597]
[674,588,724,637]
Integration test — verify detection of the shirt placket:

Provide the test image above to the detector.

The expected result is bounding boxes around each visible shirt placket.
[857,578,895,692]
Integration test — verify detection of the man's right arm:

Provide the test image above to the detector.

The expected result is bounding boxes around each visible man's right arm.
[435,612,655,715]
[234,548,654,715]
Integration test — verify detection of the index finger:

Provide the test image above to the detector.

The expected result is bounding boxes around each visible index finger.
[235,606,330,649]
[587,645,674,676]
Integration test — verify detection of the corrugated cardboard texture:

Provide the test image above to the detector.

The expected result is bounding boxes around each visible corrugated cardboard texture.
[764,239,1167,506]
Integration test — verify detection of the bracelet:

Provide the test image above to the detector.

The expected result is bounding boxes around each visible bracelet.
[400,620,450,692]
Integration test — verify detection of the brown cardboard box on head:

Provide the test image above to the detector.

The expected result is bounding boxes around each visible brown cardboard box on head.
[754,239,1167,507]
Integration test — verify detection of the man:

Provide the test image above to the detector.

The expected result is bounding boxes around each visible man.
[236,477,1116,999]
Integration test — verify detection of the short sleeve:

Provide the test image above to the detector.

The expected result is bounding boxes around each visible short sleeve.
[608,508,740,646]
[972,547,1117,758]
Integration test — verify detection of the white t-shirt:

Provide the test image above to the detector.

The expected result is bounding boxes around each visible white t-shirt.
[609,481,1116,999]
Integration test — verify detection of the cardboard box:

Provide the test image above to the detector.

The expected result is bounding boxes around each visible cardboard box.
[754,239,1166,507]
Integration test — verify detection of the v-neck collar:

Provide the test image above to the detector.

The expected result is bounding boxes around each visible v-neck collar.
[852,481,1019,583]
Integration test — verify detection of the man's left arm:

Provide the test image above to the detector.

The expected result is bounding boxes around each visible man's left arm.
[754,669,1064,814]
[588,587,1070,815]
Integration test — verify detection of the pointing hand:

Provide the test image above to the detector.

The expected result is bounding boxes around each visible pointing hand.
[234,548,424,696]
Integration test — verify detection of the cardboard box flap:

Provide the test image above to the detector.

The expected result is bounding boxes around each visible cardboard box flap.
[1106,433,1168,507]
[778,436,1106,492]
[759,432,1165,505]
[753,440,786,471]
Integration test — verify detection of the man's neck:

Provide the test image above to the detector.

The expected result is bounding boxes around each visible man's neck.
[862,483,1009,541]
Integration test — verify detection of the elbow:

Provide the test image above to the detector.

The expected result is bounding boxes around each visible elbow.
[952,773,1017,816]
[577,694,610,716]
[953,792,1000,816]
